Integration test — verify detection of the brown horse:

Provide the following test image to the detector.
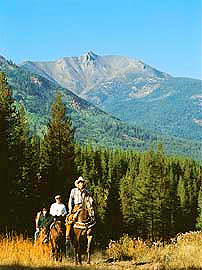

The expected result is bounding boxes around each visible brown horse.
[35,227,50,256]
[66,196,96,264]
[49,218,66,262]
[35,227,49,245]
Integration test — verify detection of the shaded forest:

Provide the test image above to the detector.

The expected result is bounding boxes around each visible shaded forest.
[0,72,202,245]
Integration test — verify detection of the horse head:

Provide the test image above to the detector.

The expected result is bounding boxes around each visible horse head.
[37,226,48,245]
[65,214,74,241]
[85,196,95,219]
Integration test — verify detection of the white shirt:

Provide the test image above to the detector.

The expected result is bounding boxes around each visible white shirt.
[50,202,67,216]
[68,188,88,212]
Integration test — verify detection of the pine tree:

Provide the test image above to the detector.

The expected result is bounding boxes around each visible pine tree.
[119,168,138,234]
[134,148,169,240]
[9,104,34,231]
[167,162,179,236]
[196,188,202,230]
[40,91,75,203]
[30,135,41,201]
[0,72,17,232]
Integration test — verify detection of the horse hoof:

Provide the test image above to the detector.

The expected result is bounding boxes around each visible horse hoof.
[75,261,82,265]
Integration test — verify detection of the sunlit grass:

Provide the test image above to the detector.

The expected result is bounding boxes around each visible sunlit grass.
[107,231,202,269]
[1,231,202,269]
[0,234,52,267]
[0,234,108,269]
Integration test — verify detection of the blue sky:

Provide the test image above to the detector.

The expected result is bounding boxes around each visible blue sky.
[0,0,201,79]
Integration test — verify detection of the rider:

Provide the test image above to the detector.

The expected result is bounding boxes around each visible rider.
[68,176,95,222]
[49,194,67,236]
[34,207,52,242]
[50,194,67,220]
[67,176,95,263]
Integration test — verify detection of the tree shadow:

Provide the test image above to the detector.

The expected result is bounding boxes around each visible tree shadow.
[0,264,84,270]
[1,264,202,270]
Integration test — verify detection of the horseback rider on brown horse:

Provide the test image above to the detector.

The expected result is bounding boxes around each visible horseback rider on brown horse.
[49,195,67,261]
[66,176,96,264]
[34,207,52,244]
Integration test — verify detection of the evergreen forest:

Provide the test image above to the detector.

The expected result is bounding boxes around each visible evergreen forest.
[0,72,202,245]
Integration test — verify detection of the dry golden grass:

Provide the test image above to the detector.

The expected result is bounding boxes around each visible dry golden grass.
[0,234,52,267]
[1,232,202,269]
[106,232,202,269]
[0,234,114,270]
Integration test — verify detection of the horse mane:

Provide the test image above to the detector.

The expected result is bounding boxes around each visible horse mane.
[50,220,63,234]
[84,195,95,218]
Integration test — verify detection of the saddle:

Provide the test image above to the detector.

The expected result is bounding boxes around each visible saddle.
[74,219,96,230]
[50,219,61,230]
[66,204,96,239]
[66,205,82,224]
[66,211,96,230]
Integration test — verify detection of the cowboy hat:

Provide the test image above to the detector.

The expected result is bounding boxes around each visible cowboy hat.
[75,176,86,187]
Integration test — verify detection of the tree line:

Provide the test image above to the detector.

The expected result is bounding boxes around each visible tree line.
[0,72,202,244]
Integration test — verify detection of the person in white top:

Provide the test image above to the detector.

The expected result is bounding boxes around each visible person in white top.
[50,194,67,217]
[66,176,95,239]
[68,176,95,221]
[68,176,89,214]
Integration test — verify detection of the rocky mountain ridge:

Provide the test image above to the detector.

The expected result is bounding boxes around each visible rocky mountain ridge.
[20,51,202,142]
[21,51,170,96]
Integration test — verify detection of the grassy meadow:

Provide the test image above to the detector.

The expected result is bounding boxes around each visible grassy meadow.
[1,232,202,270]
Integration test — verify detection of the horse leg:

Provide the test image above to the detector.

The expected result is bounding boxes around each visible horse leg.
[51,242,58,262]
[74,230,82,264]
[87,234,93,264]
[55,251,58,262]
[51,247,56,261]
[59,238,65,262]
[50,239,54,260]
[54,244,59,262]
[73,241,80,265]
[57,247,61,262]
[75,240,82,264]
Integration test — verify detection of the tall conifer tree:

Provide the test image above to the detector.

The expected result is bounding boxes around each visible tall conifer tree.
[40,91,75,203]
[0,72,17,231]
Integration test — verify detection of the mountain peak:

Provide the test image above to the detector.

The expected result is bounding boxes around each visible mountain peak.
[82,50,98,62]
[0,55,8,64]
[0,55,17,67]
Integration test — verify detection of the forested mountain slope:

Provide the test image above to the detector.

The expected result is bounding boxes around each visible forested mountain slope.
[0,55,201,160]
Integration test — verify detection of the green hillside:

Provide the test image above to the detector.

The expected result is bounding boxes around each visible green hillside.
[88,74,202,141]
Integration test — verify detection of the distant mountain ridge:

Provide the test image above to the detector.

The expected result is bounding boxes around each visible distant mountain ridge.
[21,51,170,95]
[21,51,202,142]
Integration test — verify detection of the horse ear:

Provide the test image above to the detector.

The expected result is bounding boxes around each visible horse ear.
[89,197,93,204]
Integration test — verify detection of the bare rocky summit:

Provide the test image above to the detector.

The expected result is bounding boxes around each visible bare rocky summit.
[21,51,170,96]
